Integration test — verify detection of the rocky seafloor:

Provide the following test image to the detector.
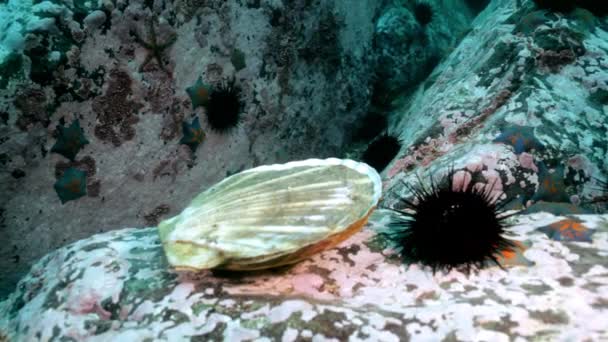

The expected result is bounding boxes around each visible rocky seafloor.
[0,211,607,340]
[0,0,473,297]
[1,0,608,339]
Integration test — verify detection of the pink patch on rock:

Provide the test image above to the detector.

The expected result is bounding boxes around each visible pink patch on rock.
[567,155,593,176]
[387,156,415,178]
[481,151,500,170]
[466,160,484,173]
[519,152,538,172]
[66,290,112,319]
[452,170,472,191]
[291,274,329,298]
[482,169,503,190]
[570,195,581,205]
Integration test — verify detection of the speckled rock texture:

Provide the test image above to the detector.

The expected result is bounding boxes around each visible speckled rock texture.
[373,0,474,97]
[383,0,608,211]
[0,0,479,298]
[2,0,608,339]
[0,0,409,297]
[1,211,607,341]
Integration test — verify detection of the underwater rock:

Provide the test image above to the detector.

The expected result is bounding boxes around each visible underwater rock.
[372,0,474,98]
[1,211,607,340]
[1,5,608,341]
[83,10,107,32]
[383,0,608,215]
[1,0,387,297]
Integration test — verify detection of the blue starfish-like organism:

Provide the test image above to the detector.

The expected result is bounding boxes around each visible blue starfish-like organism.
[537,218,594,242]
[492,241,534,268]
[532,163,570,203]
[54,167,87,204]
[493,125,544,154]
[186,77,211,109]
[133,15,176,73]
[179,117,205,151]
[51,119,89,161]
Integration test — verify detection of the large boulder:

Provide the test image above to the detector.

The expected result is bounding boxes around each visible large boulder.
[0,211,607,340]
[0,0,388,298]
[383,0,608,213]
[2,0,608,339]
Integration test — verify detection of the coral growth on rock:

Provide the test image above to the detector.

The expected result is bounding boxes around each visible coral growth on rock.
[92,69,142,146]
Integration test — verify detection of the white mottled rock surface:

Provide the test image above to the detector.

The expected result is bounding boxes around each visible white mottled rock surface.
[2,0,608,339]
[384,0,607,209]
[1,211,607,340]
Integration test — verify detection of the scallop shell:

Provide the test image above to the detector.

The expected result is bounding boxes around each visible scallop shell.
[158,158,382,271]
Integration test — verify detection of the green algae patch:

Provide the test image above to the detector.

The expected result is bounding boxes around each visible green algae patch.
[241,316,270,330]
[122,273,177,303]
[81,242,108,252]
[231,49,247,71]
[191,302,214,316]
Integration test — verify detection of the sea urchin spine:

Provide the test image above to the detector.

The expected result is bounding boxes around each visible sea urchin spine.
[381,170,516,273]
[588,177,608,204]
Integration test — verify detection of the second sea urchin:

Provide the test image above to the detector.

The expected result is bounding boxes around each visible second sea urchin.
[413,1,434,27]
[205,78,244,133]
[361,133,402,172]
[381,170,516,273]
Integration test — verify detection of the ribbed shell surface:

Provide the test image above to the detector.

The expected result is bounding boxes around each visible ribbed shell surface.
[158,158,382,271]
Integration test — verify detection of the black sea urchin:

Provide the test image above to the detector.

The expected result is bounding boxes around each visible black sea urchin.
[464,0,491,15]
[382,171,516,273]
[205,79,244,133]
[361,133,402,172]
[413,1,434,27]
[581,1,608,17]
[532,0,608,16]
[532,0,576,13]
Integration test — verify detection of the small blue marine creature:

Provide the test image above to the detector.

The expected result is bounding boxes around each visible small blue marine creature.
[537,218,594,242]
[531,163,570,203]
[54,167,87,204]
[51,119,89,161]
[179,117,205,152]
[493,125,544,154]
[186,77,211,109]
